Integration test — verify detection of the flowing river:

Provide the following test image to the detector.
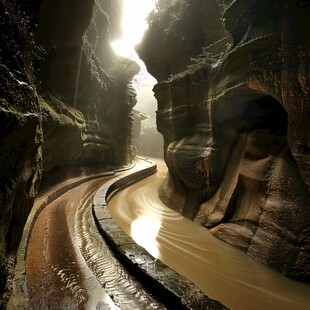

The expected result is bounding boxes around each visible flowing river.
[25,163,165,309]
[23,158,310,309]
[108,159,310,310]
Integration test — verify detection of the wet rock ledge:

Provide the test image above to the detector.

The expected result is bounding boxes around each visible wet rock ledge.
[92,160,228,310]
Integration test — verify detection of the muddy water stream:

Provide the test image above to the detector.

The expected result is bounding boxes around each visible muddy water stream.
[26,170,164,309]
[108,161,310,310]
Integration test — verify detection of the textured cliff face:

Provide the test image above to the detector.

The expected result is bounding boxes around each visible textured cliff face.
[137,0,231,81]
[138,0,310,281]
[0,0,137,302]
[37,0,138,172]
[0,1,43,300]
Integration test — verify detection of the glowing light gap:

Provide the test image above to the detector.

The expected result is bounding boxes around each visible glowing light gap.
[111,0,157,59]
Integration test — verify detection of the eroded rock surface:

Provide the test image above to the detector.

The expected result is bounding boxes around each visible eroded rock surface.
[0,0,138,303]
[37,0,139,173]
[138,0,310,281]
[0,1,43,303]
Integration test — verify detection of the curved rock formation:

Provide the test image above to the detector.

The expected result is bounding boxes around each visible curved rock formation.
[37,0,138,171]
[138,0,310,281]
[0,0,138,303]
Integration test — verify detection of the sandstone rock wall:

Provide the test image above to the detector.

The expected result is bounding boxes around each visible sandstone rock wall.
[0,1,43,302]
[37,0,138,172]
[138,0,310,281]
[137,0,231,81]
[0,0,138,302]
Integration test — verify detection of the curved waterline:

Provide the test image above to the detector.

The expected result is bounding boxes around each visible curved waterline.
[108,169,310,310]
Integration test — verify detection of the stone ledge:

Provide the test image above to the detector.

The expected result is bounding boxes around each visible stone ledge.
[92,161,228,310]
[8,163,133,309]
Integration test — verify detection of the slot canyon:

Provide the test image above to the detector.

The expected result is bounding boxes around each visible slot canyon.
[0,0,309,309]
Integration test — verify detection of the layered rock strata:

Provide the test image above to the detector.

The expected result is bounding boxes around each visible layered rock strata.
[37,0,138,172]
[138,0,310,281]
[0,0,138,303]
[0,1,43,302]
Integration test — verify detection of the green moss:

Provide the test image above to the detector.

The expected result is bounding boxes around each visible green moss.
[40,94,85,128]
[0,98,37,128]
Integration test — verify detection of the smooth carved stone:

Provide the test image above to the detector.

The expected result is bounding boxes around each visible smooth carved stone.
[140,0,310,281]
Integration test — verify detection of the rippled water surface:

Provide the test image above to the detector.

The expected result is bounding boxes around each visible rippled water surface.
[108,161,310,310]
[26,166,165,310]
[26,179,118,309]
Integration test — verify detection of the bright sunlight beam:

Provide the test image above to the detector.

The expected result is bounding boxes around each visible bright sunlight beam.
[111,0,157,59]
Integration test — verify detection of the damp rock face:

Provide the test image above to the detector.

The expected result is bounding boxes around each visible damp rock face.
[36,0,139,172]
[0,0,137,302]
[0,0,43,303]
[138,0,310,281]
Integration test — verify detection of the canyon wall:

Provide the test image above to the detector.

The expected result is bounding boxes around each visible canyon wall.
[138,0,310,281]
[0,0,137,303]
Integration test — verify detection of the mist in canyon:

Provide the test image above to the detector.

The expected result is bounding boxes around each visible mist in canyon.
[0,0,309,309]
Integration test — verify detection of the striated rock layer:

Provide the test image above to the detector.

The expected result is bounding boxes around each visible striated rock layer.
[0,1,43,302]
[0,0,138,303]
[138,0,310,281]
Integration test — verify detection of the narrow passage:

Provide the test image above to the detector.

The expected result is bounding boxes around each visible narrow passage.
[108,159,310,310]
[26,163,165,309]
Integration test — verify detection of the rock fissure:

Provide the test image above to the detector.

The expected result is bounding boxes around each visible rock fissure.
[0,0,309,307]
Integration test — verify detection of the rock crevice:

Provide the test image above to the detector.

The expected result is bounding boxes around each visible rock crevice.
[138,0,310,281]
[0,0,138,303]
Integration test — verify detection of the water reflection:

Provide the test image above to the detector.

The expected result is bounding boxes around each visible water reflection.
[108,168,310,310]
[131,216,161,258]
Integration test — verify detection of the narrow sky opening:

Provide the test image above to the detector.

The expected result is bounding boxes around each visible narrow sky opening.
[111,0,157,59]
[131,216,161,258]
[111,0,158,92]
[111,0,163,157]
